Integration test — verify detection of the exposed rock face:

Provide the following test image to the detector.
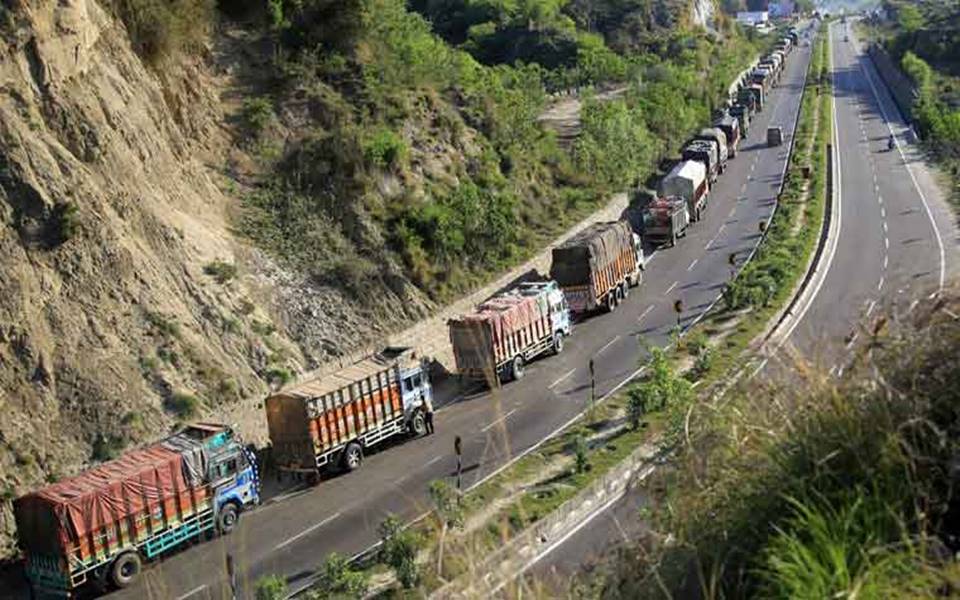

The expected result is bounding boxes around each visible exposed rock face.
[691,0,717,31]
[0,0,403,557]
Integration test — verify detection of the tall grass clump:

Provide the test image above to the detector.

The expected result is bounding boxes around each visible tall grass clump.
[583,288,960,599]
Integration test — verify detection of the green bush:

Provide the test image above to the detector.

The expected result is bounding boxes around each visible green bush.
[309,552,369,598]
[362,128,407,169]
[50,201,79,245]
[241,97,275,139]
[203,260,238,284]
[254,575,288,600]
[165,391,200,419]
[91,433,126,462]
[265,366,293,387]
[379,514,421,589]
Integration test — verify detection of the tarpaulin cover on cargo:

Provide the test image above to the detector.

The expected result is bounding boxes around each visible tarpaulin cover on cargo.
[14,444,208,558]
[550,221,634,286]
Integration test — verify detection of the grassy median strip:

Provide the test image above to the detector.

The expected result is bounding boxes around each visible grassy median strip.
[275,28,834,600]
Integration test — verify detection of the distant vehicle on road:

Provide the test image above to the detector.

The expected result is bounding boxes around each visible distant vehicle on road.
[642,196,690,247]
[550,221,644,315]
[449,280,571,384]
[14,424,260,597]
[266,346,432,478]
[694,127,729,173]
[768,126,784,147]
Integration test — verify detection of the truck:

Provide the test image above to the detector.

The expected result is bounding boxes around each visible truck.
[714,114,741,158]
[449,281,571,383]
[14,423,260,596]
[682,139,720,185]
[550,221,643,315]
[694,128,729,173]
[660,160,709,222]
[265,346,432,478]
[642,196,690,247]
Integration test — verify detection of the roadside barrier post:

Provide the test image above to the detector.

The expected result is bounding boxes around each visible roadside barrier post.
[454,435,462,502]
[589,358,596,409]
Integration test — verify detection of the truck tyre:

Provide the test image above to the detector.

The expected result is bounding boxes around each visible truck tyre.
[511,356,525,381]
[410,410,427,437]
[342,443,363,472]
[621,281,630,298]
[217,503,239,535]
[553,333,564,355]
[615,285,625,303]
[695,207,702,222]
[110,551,142,589]
[670,232,677,248]
[605,292,617,312]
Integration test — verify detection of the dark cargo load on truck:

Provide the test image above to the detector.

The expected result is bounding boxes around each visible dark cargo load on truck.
[550,221,640,314]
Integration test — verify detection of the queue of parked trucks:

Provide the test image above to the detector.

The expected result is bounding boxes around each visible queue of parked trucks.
[11,25,805,600]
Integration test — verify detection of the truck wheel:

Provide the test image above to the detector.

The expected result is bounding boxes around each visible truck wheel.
[621,281,630,298]
[696,208,702,222]
[217,503,239,535]
[605,292,617,312]
[511,356,525,381]
[553,333,564,355]
[615,285,625,303]
[410,411,427,437]
[342,443,363,472]
[110,551,142,589]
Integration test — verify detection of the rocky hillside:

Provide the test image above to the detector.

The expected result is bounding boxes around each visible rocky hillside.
[0,0,754,559]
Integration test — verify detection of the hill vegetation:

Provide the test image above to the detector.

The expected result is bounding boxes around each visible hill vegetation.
[875,0,960,203]
[577,289,960,599]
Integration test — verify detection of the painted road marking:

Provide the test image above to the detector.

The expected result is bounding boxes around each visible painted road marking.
[883,255,888,269]
[597,335,622,356]
[859,40,946,294]
[885,237,889,249]
[482,409,517,433]
[638,305,655,322]
[865,300,876,317]
[687,259,698,271]
[665,281,678,295]
[880,206,886,219]
[275,513,342,550]
[549,368,576,390]
[877,276,884,291]
[882,221,887,233]
[176,586,207,600]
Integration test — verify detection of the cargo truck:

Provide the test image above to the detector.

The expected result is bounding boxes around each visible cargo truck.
[714,114,741,158]
[14,423,260,596]
[449,281,571,383]
[642,196,690,247]
[265,346,432,478]
[660,160,709,222]
[682,140,720,185]
[694,128,729,173]
[550,221,643,315]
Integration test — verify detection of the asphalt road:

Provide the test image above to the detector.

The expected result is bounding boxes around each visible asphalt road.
[522,19,960,592]
[12,31,813,600]
[786,19,958,369]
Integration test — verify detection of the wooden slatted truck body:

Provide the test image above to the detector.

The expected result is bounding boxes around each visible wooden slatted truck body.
[549,221,644,315]
[265,347,432,478]
[14,424,259,597]
[449,281,572,384]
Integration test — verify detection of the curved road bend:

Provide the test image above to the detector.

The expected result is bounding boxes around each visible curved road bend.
[526,20,960,592]
[91,35,813,600]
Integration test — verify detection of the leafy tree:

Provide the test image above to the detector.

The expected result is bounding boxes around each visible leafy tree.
[897,4,924,34]
[627,347,692,429]
[378,514,421,589]
[310,553,369,598]
[255,575,288,600]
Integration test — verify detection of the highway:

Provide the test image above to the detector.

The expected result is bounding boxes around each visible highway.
[75,33,817,600]
[520,19,960,593]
